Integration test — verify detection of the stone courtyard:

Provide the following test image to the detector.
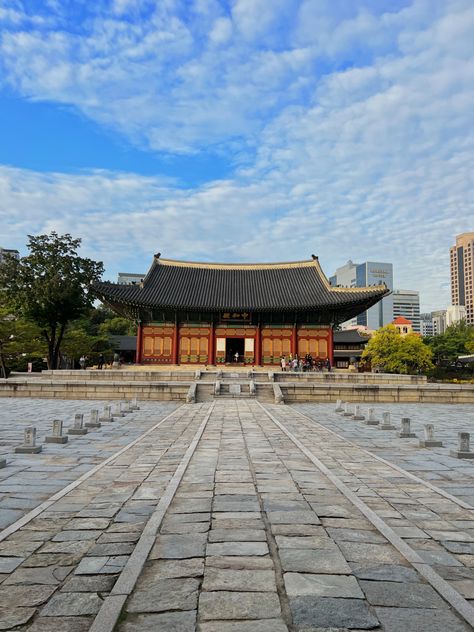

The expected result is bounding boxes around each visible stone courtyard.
[1,398,474,631]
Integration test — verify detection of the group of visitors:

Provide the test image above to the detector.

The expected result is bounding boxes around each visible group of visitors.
[280,353,331,372]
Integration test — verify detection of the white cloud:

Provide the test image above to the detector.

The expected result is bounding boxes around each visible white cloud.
[1,0,473,312]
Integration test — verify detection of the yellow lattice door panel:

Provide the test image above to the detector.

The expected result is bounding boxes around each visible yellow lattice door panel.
[319,339,328,357]
[179,334,209,363]
[143,335,154,357]
[142,326,175,363]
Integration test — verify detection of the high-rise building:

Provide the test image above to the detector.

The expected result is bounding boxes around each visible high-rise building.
[446,305,467,327]
[431,309,447,335]
[450,232,474,325]
[392,289,420,333]
[330,260,393,330]
[420,313,434,336]
[0,247,20,265]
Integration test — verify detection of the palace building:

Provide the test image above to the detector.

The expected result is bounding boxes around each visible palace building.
[94,254,389,366]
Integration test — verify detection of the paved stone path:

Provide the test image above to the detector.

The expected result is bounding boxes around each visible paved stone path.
[0,399,473,631]
[0,400,178,530]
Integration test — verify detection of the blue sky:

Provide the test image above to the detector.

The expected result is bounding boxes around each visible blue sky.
[0,0,473,311]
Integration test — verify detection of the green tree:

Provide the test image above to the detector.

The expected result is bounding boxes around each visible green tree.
[362,325,433,374]
[60,328,110,365]
[98,316,136,336]
[425,321,474,362]
[0,308,46,377]
[0,233,103,369]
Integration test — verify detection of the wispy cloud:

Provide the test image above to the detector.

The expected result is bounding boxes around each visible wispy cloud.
[0,0,473,312]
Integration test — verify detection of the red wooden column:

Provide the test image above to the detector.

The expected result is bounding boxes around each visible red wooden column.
[291,324,297,357]
[328,326,334,368]
[135,323,142,364]
[255,323,261,366]
[208,320,215,365]
[172,319,179,365]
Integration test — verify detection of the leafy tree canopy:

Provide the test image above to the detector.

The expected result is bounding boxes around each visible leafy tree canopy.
[424,321,474,362]
[362,324,434,374]
[0,308,46,377]
[0,232,104,369]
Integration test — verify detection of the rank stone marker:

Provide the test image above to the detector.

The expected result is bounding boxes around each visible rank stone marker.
[399,417,417,438]
[99,405,114,423]
[364,408,379,425]
[335,399,344,412]
[0,457,6,468]
[85,409,101,429]
[120,402,129,415]
[131,397,140,411]
[379,411,396,430]
[15,426,42,454]
[114,404,125,418]
[353,404,365,421]
[68,413,88,436]
[342,402,353,417]
[450,432,474,459]
[419,423,443,448]
[45,419,68,444]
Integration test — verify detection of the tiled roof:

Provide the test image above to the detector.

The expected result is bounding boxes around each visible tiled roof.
[393,316,412,325]
[94,256,389,314]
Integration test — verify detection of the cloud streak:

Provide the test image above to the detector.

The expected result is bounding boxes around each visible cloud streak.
[0,0,473,313]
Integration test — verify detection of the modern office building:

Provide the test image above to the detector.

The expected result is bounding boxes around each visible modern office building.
[420,313,434,336]
[0,247,20,265]
[392,289,420,333]
[446,305,467,327]
[431,309,447,335]
[450,232,474,325]
[330,260,393,330]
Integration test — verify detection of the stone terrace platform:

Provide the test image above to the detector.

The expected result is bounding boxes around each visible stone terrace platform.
[1,399,474,630]
[2,369,474,403]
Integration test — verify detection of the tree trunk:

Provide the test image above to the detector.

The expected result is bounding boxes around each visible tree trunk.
[47,326,56,370]
[0,349,7,378]
[53,323,66,370]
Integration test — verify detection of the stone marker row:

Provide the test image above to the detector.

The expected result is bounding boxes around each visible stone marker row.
[334,399,474,459]
[3,399,141,466]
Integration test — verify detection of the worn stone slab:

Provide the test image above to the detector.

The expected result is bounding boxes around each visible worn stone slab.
[0,607,36,629]
[61,575,116,593]
[285,572,364,598]
[326,527,386,544]
[266,511,321,525]
[206,556,274,570]
[150,534,207,559]
[198,620,288,632]
[141,559,204,580]
[41,592,103,616]
[289,596,379,629]
[0,557,24,573]
[350,563,420,583]
[337,542,404,564]
[127,578,200,613]
[375,607,471,632]
[202,568,276,592]
[5,565,73,585]
[118,610,196,632]
[279,548,351,574]
[208,529,266,542]
[275,535,336,550]
[199,591,281,620]
[25,616,92,632]
[360,580,447,608]
[206,542,269,557]
[0,584,56,607]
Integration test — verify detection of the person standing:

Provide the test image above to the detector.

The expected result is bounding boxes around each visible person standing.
[79,355,86,370]
[98,353,105,370]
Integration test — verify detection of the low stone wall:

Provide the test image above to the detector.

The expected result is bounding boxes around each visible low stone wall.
[1,375,472,403]
[0,379,191,401]
[280,382,474,404]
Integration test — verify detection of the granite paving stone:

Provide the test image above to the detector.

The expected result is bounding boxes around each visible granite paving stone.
[40,592,103,616]
[284,572,364,598]
[198,591,281,620]
[126,577,200,613]
[118,610,196,632]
